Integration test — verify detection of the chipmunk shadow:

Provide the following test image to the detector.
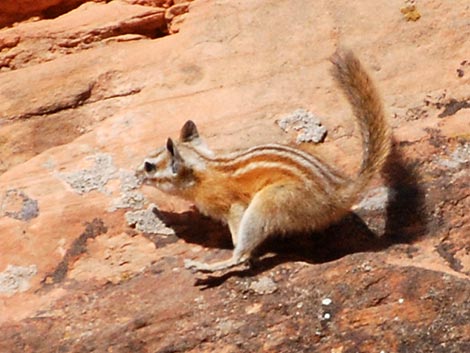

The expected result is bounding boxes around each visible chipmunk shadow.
[157,142,427,287]
[381,139,427,243]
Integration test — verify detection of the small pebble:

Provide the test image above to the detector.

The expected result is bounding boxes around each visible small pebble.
[249,276,277,294]
[322,298,332,306]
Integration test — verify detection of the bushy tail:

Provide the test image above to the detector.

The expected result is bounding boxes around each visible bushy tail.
[330,48,391,205]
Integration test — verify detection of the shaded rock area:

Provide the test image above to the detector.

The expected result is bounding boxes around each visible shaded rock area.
[0,0,469,352]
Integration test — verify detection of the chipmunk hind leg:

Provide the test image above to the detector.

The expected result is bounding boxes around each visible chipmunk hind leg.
[184,199,267,273]
[185,184,300,273]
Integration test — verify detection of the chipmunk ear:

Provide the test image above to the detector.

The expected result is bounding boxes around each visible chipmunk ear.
[166,138,184,174]
[179,120,200,143]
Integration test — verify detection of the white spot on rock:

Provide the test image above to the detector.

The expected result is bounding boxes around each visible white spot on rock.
[436,143,470,169]
[249,276,277,294]
[322,297,332,306]
[57,153,118,194]
[0,264,37,295]
[125,204,174,235]
[277,108,327,144]
[354,186,393,211]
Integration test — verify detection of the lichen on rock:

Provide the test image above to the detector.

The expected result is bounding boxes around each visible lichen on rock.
[57,153,118,195]
[277,109,327,144]
[125,204,174,235]
[1,189,39,221]
[0,264,37,295]
[109,169,146,211]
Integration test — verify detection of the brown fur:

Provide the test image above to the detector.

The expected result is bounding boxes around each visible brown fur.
[137,48,391,273]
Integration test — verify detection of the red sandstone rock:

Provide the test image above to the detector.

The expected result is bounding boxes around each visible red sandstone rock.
[0,0,99,28]
[165,2,190,20]
[124,0,174,7]
[0,0,469,352]
[0,1,167,72]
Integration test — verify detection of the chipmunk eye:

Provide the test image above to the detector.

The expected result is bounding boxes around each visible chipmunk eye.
[144,161,156,173]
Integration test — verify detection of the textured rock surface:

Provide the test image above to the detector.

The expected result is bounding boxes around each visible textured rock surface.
[0,1,90,28]
[0,0,469,352]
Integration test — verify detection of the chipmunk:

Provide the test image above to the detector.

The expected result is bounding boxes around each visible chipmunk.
[137,48,391,273]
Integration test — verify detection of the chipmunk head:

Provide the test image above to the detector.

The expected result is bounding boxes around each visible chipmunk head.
[137,120,211,195]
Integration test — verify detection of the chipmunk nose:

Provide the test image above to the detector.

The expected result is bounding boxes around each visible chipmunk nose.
[144,161,156,173]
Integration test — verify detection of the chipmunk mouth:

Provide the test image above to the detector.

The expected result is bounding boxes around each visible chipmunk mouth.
[137,175,158,187]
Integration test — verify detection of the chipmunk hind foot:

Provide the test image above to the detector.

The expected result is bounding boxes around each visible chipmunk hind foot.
[184,255,249,273]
